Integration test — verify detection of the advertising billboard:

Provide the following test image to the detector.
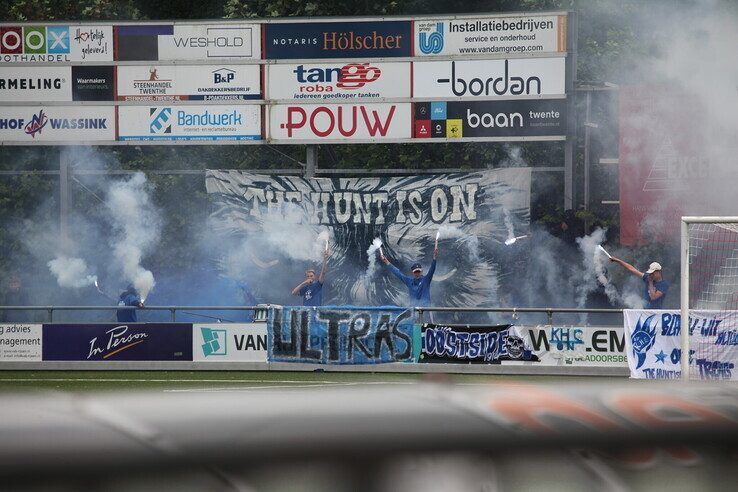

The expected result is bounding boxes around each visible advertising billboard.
[267,61,411,101]
[413,99,566,140]
[0,106,115,142]
[413,57,566,99]
[264,21,412,59]
[193,323,267,362]
[268,103,411,142]
[0,324,42,361]
[0,25,113,63]
[42,323,193,361]
[118,105,262,141]
[0,66,114,102]
[117,65,260,101]
[414,15,566,57]
[116,24,261,61]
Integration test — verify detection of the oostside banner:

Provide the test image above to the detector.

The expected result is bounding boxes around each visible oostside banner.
[118,105,261,141]
[414,15,566,57]
[623,309,738,380]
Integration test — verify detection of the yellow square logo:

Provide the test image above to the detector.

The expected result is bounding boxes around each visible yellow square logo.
[446,119,463,138]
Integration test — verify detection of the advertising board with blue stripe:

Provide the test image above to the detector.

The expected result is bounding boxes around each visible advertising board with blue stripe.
[117,65,260,101]
[624,309,738,380]
[42,323,193,361]
[118,105,261,141]
[0,25,112,63]
[268,306,415,364]
[414,14,566,57]
[0,106,115,142]
[267,61,410,101]
[412,58,566,99]
[264,21,411,59]
[116,24,261,61]
[413,99,566,140]
[193,323,267,362]
[0,66,114,102]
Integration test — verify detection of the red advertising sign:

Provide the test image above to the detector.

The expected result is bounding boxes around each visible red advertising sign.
[618,86,709,245]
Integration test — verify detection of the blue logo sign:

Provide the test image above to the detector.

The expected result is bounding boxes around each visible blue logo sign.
[201,327,227,356]
[418,22,444,54]
[149,107,171,134]
[631,315,657,369]
[46,26,70,54]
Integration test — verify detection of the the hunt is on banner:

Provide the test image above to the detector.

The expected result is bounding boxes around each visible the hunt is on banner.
[420,323,538,363]
[623,309,738,380]
[206,169,530,307]
[268,306,414,364]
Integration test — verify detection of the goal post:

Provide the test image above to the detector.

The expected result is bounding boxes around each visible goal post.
[681,216,738,381]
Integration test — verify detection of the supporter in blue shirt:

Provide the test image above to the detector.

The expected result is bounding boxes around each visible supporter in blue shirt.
[381,246,439,307]
[610,257,669,308]
[292,248,330,306]
[117,285,144,322]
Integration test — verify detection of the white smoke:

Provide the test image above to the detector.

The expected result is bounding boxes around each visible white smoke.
[437,225,480,261]
[47,256,97,289]
[106,172,161,301]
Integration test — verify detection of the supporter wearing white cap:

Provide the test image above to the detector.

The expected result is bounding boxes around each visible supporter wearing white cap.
[610,257,669,308]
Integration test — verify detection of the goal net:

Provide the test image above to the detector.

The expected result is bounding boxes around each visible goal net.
[681,217,738,380]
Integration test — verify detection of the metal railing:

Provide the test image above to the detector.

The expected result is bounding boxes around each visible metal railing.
[0,304,624,326]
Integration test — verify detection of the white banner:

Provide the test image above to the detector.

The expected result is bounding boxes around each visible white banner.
[193,323,267,362]
[267,61,411,101]
[0,25,112,63]
[118,105,261,141]
[117,65,261,101]
[623,309,738,380]
[157,24,261,60]
[268,103,411,141]
[519,325,627,367]
[0,324,42,361]
[0,106,114,142]
[413,57,566,99]
[415,15,566,57]
[0,66,72,101]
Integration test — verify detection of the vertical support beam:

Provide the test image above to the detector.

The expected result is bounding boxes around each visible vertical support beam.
[680,218,690,381]
[564,11,578,211]
[59,149,71,251]
[305,145,318,178]
[583,90,592,233]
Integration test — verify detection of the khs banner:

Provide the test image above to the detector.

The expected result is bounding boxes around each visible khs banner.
[623,309,738,380]
[206,169,530,307]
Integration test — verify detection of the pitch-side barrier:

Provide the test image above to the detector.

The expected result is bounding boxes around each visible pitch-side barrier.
[0,305,628,376]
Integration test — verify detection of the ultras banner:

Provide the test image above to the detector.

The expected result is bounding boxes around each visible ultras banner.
[268,305,414,364]
[205,169,530,307]
[623,309,738,380]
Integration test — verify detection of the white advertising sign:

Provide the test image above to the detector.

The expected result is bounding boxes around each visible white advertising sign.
[0,324,42,361]
[116,64,261,101]
[193,323,267,362]
[267,61,411,101]
[268,103,411,141]
[0,66,72,102]
[623,309,738,380]
[157,24,261,60]
[0,25,113,63]
[415,15,566,57]
[118,105,261,141]
[0,106,115,142]
[413,57,566,99]
[517,325,628,367]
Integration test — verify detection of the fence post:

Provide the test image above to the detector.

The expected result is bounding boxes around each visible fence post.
[48,307,53,323]
[170,308,176,322]
[417,308,424,325]
[547,309,553,325]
